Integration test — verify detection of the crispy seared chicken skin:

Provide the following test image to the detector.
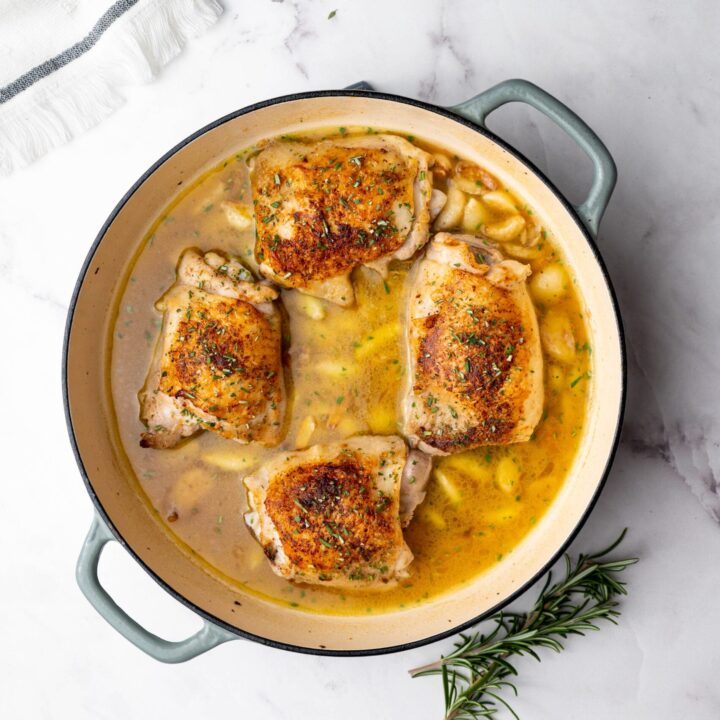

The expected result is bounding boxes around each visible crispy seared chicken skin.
[250,135,433,305]
[402,233,543,455]
[244,436,431,588]
[139,249,286,449]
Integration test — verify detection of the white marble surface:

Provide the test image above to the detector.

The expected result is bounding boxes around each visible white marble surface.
[2,1,720,718]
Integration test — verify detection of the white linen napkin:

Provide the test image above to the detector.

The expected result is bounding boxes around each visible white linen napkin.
[0,0,223,175]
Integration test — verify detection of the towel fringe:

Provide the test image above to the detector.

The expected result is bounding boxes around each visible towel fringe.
[0,0,222,175]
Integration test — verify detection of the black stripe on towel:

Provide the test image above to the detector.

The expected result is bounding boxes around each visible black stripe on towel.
[0,0,139,104]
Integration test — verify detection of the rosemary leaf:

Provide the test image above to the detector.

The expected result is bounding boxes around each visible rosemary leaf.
[409,530,637,719]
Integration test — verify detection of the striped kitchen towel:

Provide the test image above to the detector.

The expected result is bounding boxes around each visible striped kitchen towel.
[0,0,223,175]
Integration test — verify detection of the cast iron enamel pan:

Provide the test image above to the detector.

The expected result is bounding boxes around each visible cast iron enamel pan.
[64,79,624,661]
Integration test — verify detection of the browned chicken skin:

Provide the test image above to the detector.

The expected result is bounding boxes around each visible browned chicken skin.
[250,135,433,305]
[244,436,431,588]
[139,249,286,449]
[401,233,544,454]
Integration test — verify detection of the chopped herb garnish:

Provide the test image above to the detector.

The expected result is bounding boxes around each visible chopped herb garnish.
[570,371,592,388]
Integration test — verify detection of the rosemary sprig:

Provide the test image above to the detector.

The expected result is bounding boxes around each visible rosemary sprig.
[409,530,637,720]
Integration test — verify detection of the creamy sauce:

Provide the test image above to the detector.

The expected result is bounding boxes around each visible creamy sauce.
[109,129,591,614]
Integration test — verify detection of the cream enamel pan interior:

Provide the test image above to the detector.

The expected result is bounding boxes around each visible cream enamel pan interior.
[65,86,625,657]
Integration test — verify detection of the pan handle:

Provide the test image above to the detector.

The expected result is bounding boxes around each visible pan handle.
[76,513,236,663]
[449,79,617,238]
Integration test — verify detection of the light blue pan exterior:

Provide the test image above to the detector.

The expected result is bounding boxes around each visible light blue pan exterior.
[75,78,617,662]
[77,514,236,662]
[450,79,617,238]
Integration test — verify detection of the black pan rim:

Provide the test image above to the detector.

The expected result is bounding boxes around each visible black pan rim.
[62,87,627,658]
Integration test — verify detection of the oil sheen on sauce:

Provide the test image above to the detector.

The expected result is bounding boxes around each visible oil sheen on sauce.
[109,129,592,615]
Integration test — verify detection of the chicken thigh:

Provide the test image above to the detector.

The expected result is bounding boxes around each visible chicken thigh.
[243,436,431,588]
[139,249,286,449]
[250,135,433,305]
[401,232,543,455]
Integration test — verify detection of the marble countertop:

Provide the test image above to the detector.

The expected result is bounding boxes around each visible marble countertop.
[2,1,719,718]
